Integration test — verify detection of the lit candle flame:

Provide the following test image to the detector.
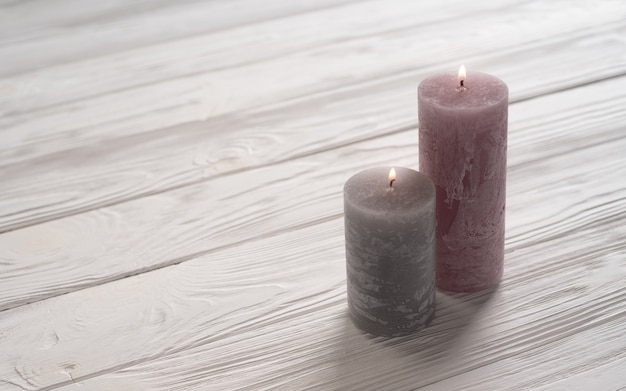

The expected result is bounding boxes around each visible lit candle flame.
[388,167,396,188]
[458,64,466,87]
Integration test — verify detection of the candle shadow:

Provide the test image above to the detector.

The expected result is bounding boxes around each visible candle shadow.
[320,287,499,389]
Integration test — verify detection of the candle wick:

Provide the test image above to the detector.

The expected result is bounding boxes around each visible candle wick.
[389,179,395,189]
[460,79,464,87]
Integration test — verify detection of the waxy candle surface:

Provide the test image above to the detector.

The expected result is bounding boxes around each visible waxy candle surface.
[418,71,508,292]
[344,166,435,337]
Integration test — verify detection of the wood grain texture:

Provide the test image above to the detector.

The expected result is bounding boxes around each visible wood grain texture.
[1,79,626,389]
[1,74,626,313]
[1,0,625,389]
[1,0,625,233]
[1,183,624,389]
[0,0,358,77]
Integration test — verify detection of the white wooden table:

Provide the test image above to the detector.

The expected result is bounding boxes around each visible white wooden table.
[1,1,625,390]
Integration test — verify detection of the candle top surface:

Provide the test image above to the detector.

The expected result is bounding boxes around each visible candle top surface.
[418,71,508,110]
[344,166,435,216]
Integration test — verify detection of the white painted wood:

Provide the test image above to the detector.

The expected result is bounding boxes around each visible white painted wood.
[0,0,568,113]
[1,1,625,233]
[1,75,625,313]
[532,356,626,391]
[0,0,357,76]
[1,0,625,389]
[415,321,626,391]
[1,191,624,389]
[1,90,626,388]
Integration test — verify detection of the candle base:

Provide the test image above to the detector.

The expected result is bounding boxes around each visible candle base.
[436,280,501,293]
[436,255,504,293]
[348,299,435,338]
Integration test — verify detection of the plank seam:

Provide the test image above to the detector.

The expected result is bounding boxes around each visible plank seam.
[0,0,375,79]
[2,70,626,235]
[37,292,626,391]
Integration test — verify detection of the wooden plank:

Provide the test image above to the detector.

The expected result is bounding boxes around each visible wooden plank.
[2,2,623,155]
[1,44,625,237]
[533,356,626,391]
[0,0,524,113]
[0,0,357,76]
[53,324,626,391]
[1,169,624,389]
[418,326,626,391]
[1,2,625,232]
[0,75,625,312]
[1,2,622,389]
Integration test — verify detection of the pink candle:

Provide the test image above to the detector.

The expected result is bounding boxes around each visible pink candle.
[418,66,508,292]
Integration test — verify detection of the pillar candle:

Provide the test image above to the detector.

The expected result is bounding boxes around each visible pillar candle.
[344,166,436,337]
[418,66,508,292]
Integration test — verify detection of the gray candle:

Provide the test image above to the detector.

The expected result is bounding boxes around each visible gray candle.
[344,166,436,337]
